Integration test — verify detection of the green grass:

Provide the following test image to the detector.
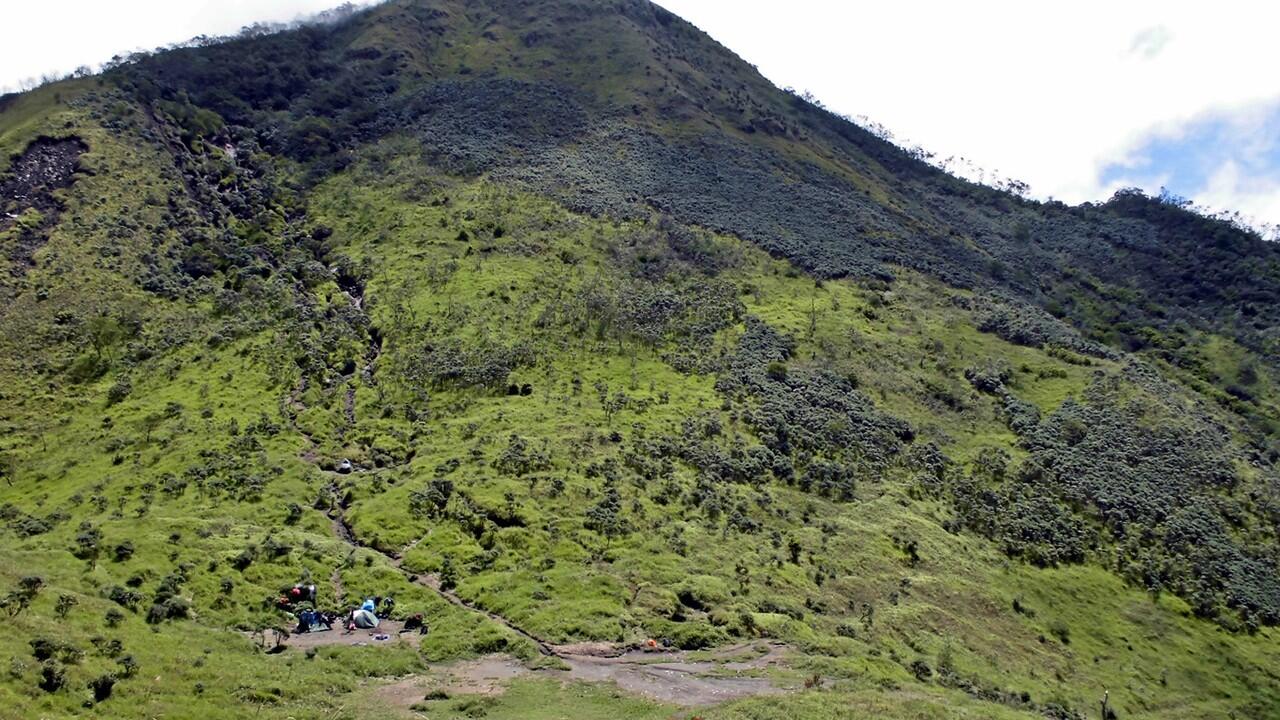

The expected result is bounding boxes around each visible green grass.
[0,85,1277,720]
[301,137,1279,717]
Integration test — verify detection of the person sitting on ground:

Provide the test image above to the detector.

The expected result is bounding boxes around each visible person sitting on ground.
[295,609,314,634]
[379,595,395,619]
[402,613,429,635]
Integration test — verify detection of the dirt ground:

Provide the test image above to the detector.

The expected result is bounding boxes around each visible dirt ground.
[371,641,794,712]
[248,620,425,651]
[376,656,530,705]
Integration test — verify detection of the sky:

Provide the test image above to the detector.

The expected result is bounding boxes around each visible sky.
[3,1,1278,231]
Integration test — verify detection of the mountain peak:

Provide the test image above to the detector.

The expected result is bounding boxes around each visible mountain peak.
[1,2,1278,718]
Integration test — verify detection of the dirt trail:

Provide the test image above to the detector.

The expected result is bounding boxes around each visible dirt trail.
[254,621,422,651]
[374,643,792,710]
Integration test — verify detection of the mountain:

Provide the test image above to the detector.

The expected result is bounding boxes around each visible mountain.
[1,1,1278,718]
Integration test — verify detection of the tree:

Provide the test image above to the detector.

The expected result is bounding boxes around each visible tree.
[86,316,124,362]
[140,412,166,444]
[602,391,629,425]
[55,594,77,618]
[409,478,453,519]
[585,479,628,546]
[74,523,102,569]
[438,554,458,591]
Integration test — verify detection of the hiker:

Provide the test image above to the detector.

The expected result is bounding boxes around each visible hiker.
[378,595,396,619]
[402,613,429,635]
[295,609,315,634]
[289,583,317,605]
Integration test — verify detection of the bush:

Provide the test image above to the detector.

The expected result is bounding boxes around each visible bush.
[765,361,788,381]
[38,661,65,693]
[668,622,729,650]
[30,638,80,663]
[1048,620,1070,645]
[106,585,142,611]
[106,378,133,405]
[112,541,135,562]
[230,549,254,570]
[146,597,190,624]
[55,594,78,618]
[89,673,117,702]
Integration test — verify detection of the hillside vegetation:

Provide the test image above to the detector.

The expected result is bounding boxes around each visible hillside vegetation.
[0,2,1277,719]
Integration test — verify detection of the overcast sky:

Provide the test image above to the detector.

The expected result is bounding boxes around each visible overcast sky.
[3,1,1278,230]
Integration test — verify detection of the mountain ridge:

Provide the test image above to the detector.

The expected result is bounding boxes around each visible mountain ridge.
[0,2,1278,718]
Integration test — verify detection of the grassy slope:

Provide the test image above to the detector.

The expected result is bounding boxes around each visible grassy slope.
[0,64,1277,720]
[309,137,1280,719]
[0,85,535,720]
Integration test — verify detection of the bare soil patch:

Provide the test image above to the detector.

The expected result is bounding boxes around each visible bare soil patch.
[1,136,87,272]
[372,642,794,712]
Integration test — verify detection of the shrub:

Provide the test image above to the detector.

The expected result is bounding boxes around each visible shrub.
[1,576,44,617]
[146,597,190,624]
[231,549,254,570]
[38,661,65,693]
[112,541,135,562]
[106,585,142,611]
[668,622,729,650]
[117,655,138,678]
[1048,620,1070,645]
[55,594,78,618]
[106,378,133,406]
[89,673,117,702]
[765,361,787,381]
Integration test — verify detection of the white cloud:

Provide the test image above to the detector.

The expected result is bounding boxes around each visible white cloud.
[1196,161,1280,232]
[1129,26,1173,60]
